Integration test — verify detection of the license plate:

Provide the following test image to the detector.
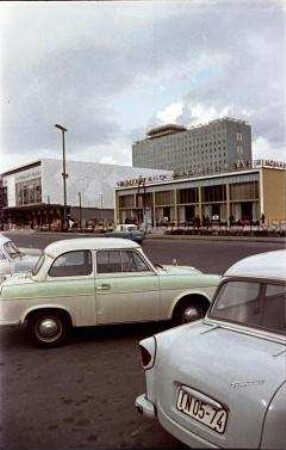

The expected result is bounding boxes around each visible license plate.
[176,388,228,434]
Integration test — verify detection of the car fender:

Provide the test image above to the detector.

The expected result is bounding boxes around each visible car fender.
[260,381,286,449]
[20,303,76,326]
[0,261,12,276]
[167,289,212,319]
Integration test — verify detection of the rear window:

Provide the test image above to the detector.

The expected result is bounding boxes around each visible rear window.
[210,280,286,334]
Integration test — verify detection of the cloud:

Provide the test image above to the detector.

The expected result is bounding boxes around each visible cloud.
[0,0,285,172]
[156,102,184,123]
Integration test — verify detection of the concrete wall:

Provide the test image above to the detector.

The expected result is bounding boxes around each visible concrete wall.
[40,158,172,209]
[262,168,286,222]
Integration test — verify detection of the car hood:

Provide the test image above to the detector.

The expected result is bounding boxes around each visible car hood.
[159,265,203,275]
[0,253,39,276]
[12,254,40,273]
[155,321,286,448]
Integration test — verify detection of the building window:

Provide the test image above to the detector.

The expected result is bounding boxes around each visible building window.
[119,195,134,208]
[230,182,259,200]
[16,177,42,206]
[202,185,226,202]
[177,188,199,204]
[155,190,174,205]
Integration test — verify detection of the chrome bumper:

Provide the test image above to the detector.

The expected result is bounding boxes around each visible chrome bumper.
[135,394,157,419]
[0,319,20,327]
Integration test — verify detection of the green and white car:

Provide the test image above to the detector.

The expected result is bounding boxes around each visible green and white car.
[0,238,220,347]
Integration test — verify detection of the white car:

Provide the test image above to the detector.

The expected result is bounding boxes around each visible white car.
[0,237,220,347]
[0,234,41,276]
[136,250,286,449]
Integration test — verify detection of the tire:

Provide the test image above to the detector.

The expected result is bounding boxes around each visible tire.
[174,301,205,325]
[26,310,71,348]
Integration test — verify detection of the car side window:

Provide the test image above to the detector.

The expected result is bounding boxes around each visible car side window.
[96,250,150,274]
[97,251,121,273]
[121,251,150,273]
[262,284,286,332]
[49,250,92,277]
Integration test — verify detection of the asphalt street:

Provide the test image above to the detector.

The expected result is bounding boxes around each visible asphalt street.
[0,233,285,450]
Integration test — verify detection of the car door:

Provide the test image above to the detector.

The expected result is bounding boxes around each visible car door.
[95,249,159,324]
[46,249,97,326]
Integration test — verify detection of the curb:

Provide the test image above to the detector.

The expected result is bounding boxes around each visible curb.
[4,230,285,244]
[146,234,286,243]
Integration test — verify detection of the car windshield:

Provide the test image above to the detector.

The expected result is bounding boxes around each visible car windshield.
[3,241,22,259]
[32,253,45,276]
[209,280,286,334]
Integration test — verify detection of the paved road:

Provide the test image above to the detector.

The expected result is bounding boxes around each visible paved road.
[4,231,285,274]
[0,233,285,449]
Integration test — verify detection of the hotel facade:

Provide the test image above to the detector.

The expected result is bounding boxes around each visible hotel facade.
[132,118,252,174]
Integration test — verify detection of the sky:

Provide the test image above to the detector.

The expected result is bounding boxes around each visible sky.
[0,0,285,173]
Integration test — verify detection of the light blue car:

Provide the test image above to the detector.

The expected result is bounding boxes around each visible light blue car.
[105,224,145,244]
[136,250,286,449]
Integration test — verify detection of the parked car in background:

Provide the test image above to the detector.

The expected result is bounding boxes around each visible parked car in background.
[0,234,41,276]
[0,237,220,347]
[105,224,145,244]
[136,249,286,449]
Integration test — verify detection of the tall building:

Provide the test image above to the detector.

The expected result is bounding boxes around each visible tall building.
[132,118,252,174]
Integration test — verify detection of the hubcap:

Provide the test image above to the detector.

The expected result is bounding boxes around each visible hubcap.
[182,306,201,323]
[36,317,62,342]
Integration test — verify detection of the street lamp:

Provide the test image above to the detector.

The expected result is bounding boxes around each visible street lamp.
[78,192,82,232]
[54,124,68,231]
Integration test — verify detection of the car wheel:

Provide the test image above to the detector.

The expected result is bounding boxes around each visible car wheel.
[26,311,71,348]
[175,302,204,325]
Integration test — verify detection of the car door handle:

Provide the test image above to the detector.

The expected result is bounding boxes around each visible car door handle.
[97,284,111,291]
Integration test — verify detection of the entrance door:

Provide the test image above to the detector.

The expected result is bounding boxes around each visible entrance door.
[185,205,195,223]
[241,202,253,222]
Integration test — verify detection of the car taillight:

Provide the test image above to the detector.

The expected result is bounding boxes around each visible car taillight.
[139,344,152,368]
[139,336,156,370]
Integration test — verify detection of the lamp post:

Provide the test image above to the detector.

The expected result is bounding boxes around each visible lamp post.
[78,192,82,232]
[54,124,68,231]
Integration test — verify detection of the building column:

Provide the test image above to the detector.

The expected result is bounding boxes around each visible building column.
[114,192,119,225]
[226,183,230,226]
[198,185,202,220]
[259,168,264,219]
[174,188,178,226]
[152,191,156,228]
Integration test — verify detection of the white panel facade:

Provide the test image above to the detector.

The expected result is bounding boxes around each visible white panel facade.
[4,158,171,210]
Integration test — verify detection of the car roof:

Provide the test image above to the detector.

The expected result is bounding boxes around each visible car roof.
[44,237,140,258]
[0,234,11,246]
[225,249,286,280]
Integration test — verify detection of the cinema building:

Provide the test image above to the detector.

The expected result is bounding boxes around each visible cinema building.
[115,160,286,227]
[0,158,171,229]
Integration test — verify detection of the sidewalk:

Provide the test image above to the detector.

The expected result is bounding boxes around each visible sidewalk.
[4,228,285,244]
